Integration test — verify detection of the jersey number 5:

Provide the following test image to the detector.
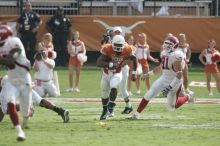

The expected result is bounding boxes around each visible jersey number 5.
[161,57,169,70]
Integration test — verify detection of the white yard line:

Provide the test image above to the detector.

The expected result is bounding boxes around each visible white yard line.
[45,98,220,104]
[151,123,220,129]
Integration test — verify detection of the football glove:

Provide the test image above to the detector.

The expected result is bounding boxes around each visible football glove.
[108,62,118,72]
[141,73,150,81]
[141,70,154,81]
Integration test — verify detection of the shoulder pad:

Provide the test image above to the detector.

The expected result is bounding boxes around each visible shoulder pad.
[8,37,23,48]
[174,50,184,61]
[160,50,166,58]
[123,44,132,53]
[100,44,112,55]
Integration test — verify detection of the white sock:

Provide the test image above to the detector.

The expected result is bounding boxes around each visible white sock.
[15,125,22,134]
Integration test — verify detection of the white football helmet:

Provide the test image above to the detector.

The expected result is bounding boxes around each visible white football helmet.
[112,35,125,52]
[162,36,179,52]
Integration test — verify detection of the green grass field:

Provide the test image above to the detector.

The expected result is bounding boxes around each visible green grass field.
[49,65,220,98]
[0,65,220,146]
[0,103,220,146]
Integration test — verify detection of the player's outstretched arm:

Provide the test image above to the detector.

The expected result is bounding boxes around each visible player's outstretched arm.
[126,55,137,71]
[141,65,162,80]
[123,55,137,81]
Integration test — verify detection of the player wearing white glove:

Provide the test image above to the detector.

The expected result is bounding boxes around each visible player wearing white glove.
[132,36,194,120]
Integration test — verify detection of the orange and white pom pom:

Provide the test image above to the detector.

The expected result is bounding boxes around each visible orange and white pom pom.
[77,53,87,63]
[212,52,220,62]
[47,50,57,59]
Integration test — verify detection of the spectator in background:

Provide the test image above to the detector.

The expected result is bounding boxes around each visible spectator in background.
[37,33,54,52]
[113,26,123,36]
[16,1,42,64]
[199,39,220,96]
[135,33,159,95]
[101,29,114,45]
[32,50,59,97]
[177,33,193,94]
[47,6,72,66]
[66,31,86,92]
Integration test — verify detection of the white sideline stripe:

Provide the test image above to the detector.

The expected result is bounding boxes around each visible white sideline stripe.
[189,81,216,87]
[45,98,220,104]
[151,123,220,129]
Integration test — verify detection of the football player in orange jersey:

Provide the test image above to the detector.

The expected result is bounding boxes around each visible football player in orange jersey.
[97,35,137,120]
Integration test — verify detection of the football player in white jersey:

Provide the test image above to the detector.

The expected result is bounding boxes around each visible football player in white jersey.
[0,75,69,124]
[132,36,194,119]
[0,25,32,141]
[32,50,59,97]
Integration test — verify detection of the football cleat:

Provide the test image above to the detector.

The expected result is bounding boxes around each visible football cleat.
[16,129,26,142]
[107,110,114,117]
[61,110,70,123]
[107,102,116,117]
[188,92,195,103]
[186,88,194,95]
[100,109,108,120]
[121,106,133,114]
[131,112,141,120]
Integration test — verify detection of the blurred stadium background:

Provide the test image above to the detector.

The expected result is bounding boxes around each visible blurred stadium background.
[0,0,219,16]
[0,0,220,64]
